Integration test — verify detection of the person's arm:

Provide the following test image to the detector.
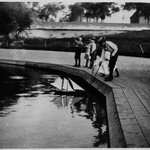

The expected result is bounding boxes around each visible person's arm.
[106,42,118,56]
[111,47,118,56]
[74,39,78,44]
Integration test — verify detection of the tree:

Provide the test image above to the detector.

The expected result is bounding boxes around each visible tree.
[0,2,32,45]
[69,2,120,22]
[38,2,65,22]
[123,3,150,23]
[81,3,96,22]
[83,3,119,22]
[68,3,84,22]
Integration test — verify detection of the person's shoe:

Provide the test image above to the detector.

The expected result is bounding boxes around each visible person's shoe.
[73,65,77,67]
[115,74,120,77]
[77,65,80,67]
[104,76,113,81]
[100,73,105,77]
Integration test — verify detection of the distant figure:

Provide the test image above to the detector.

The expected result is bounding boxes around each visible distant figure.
[89,38,97,68]
[84,39,91,67]
[73,37,83,67]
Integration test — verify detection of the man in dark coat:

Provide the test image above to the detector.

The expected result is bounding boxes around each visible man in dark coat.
[73,37,83,67]
[97,37,119,81]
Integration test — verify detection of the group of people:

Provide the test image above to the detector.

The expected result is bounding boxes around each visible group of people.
[73,36,119,81]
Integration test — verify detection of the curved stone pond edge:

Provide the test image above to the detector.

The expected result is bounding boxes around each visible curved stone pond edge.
[0,59,127,148]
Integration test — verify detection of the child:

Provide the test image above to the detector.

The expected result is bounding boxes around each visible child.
[84,39,91,67]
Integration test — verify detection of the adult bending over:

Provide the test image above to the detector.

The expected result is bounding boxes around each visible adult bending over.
[97,37,119,81]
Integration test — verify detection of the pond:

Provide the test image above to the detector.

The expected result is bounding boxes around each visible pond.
[0,64,109,148]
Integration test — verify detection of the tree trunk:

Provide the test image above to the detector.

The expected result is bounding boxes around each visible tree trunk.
[45,17,48,22]
[96,17,99,23]
[86,17,88,22]
[80,15,82,22]
[101,19,104,23]
[5,34,10,47]
[15,31,20,40]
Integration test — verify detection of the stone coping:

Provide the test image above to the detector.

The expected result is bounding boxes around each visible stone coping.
[0,59,127,148]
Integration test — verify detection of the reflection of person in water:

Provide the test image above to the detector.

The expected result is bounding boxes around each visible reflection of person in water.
[68,95,108,147]
[72,97,87,112]
[88,101,108,147]
[68,97,75,118]
[77,95,108,147]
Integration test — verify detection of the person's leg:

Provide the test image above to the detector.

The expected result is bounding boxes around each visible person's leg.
[77,52,81,67]
[85,59,87,67]
[74,50,78,67]
[115,68,119,77]
[85,59,89,67]
[74,58,77,67]
[74,53,78,67]
[105,53,118,81]
[78,58,81,67]
[99,62,105,76]
[108,60,114,79]
[90,53,94,68]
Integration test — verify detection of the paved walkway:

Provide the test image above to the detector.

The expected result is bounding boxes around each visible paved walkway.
[0,48,150,147]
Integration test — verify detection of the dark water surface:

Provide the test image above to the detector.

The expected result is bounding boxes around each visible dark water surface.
[0,64,108,148]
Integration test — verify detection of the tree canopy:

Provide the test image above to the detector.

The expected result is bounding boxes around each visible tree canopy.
[38,2,65,22]
[68,3,84,21]
[68,2,119,22]
[0,2,32,41]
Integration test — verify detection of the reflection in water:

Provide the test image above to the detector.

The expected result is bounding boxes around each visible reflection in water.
[51,90,108,148]
[70,96,107,147]
[0,64,108,148]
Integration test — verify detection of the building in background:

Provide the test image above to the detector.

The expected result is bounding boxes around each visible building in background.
[130,11,150,24]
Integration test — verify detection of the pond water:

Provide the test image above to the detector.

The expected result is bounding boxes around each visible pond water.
[0,64,108,148]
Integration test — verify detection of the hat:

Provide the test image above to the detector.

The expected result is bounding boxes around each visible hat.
[97,37,106,44]
[90,37,95,40]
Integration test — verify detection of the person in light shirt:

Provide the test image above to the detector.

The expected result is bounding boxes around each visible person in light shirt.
[98,46,111,77]
[96,37,119,81]
[84,38,91,68]
[89,38,97,69]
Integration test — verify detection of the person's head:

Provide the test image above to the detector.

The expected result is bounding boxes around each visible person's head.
[97,37,106,46]
[78,37,82,41]
[90,37,95,41]
[89,37,95,42]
